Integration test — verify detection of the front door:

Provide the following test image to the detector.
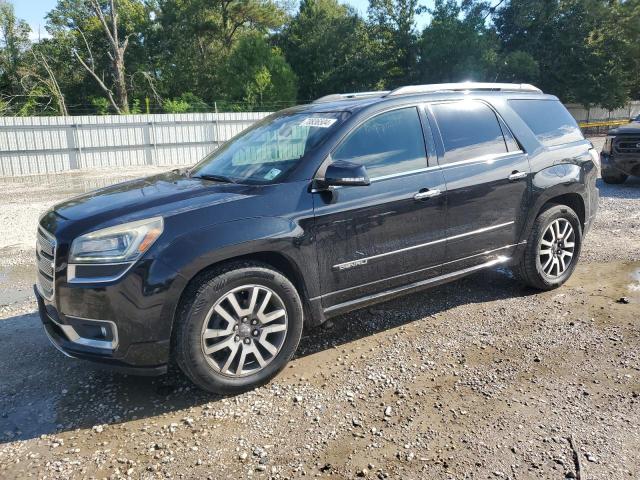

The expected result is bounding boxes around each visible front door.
[427,100,531,271]
[312,106,447,310]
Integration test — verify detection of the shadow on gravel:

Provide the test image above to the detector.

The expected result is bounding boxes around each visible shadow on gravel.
[0,267,533,444]
[597,177,640,198]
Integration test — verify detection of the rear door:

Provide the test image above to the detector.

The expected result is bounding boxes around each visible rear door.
[427,100,530,271]
[312,106,447,309]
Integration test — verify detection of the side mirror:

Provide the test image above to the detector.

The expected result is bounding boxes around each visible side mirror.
[316,160,370,189]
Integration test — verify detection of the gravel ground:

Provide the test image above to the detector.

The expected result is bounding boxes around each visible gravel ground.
[0,141,639,479]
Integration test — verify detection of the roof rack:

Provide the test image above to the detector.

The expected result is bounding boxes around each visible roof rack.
[386,82,542,96]
[313,91,390,103]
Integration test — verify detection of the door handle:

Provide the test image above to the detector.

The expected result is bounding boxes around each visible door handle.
[414,189,441,200]
[508,171,528,181]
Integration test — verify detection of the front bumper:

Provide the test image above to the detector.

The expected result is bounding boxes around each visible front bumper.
[35,285,169,376]
[601,152,640,176]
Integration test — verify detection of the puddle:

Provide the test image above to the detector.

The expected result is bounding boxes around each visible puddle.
[629,268,640,293]
[567,261,640,305]
[0,262,36,307]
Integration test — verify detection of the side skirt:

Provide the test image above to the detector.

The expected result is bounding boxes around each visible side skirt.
[323,256,510,319]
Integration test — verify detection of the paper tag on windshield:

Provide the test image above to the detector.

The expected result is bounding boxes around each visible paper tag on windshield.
[264,168,281,180]
[299,117,337,128]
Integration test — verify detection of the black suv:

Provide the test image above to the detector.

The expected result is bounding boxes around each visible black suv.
[601,119,640,184]
[35,83,599,393]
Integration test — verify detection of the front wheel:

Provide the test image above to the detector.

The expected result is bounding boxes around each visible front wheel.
[174,262,303,394]
[514,204,582,290]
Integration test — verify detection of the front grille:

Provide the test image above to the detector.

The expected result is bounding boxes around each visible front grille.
[36,227,56,300]
[614,136,640,154]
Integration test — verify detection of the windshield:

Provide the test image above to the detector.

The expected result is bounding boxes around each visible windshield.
[190,111,349,184]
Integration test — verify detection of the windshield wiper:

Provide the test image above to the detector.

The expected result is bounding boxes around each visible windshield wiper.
[193,173,237,184]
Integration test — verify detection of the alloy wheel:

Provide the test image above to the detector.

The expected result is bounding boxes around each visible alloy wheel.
[200,285,288,377]
[538,218,576,277]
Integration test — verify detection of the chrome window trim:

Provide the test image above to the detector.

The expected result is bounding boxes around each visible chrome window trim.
[310,151,526,193]
[331,221,515,270]
[438,150,525,169]
[310,165,442,192]
[317,242,525,300]
[67,261,135,284]
[369,165,442,182]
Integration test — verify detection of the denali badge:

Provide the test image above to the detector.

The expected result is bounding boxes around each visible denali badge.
[336,258,369,270]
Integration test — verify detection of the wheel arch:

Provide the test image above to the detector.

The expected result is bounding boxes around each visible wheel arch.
[520,186,587,246]
[169,250,323,351]
[541,192,586,229]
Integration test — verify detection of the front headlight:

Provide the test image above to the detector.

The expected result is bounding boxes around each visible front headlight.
[69,217,164,264]
[602,135,614,154]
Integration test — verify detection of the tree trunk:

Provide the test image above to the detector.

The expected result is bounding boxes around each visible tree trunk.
[113,49,129,114]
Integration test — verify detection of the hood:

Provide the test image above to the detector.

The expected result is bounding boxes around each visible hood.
[53,170,254,223]
[608,122,640,135]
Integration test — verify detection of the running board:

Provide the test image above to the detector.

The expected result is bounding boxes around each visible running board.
[323,256,510,318]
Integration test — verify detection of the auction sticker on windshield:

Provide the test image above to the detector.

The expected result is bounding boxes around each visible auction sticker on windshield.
[299,117,337,128]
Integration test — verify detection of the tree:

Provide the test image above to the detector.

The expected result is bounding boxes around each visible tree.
[47,0,149,114]
[493,0,631,109]
[153,0,287,104]
[20,44,69,115]
[0,1,31,111]
[368,0,419,87]
[280,0,382,101]
[417,0,499,83]
[496,50,539,83]
[221,33,297,110]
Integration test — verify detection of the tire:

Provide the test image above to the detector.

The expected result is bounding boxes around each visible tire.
[601,168,628,184]
[514,204,582,290]
[174,261,303,394]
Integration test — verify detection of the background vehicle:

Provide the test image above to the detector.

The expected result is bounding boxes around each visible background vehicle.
[601,122,640,184]
[35,83,599,393]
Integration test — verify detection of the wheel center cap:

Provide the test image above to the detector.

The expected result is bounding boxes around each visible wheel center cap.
[238,323,251,337]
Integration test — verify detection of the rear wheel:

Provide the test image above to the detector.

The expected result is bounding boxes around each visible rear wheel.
[602,168,628,184]
[174,262,303,394]
[514,204,582,290]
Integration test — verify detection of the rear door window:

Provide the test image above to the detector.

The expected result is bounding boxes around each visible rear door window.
[431,101,508,164]
[332,107,427,178]
[508,99,584,147]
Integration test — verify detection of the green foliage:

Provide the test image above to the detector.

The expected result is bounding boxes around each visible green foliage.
[163,93,209,113]
[0,2,32,97]
[418,0,499,83]
[279,0,382,100]
[130,98,142,114]
[497,51,539,83]
[91,97,110,115]
[368,0,420,86]
[163,98,191,113]
[221,33,297,110]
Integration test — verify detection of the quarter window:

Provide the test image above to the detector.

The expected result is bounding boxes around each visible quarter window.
[508,99,584,147]
[431,101,508,164]
[332,107,427,178]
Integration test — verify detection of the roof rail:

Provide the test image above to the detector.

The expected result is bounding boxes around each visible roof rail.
[386,82,542,96]
[313,91,390,103]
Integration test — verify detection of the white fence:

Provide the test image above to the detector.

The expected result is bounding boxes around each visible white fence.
[0,112,270,177]
[1,101,639,178]
[566,101,640,123]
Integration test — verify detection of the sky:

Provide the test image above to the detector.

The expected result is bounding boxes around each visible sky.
[11,0,433,41]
